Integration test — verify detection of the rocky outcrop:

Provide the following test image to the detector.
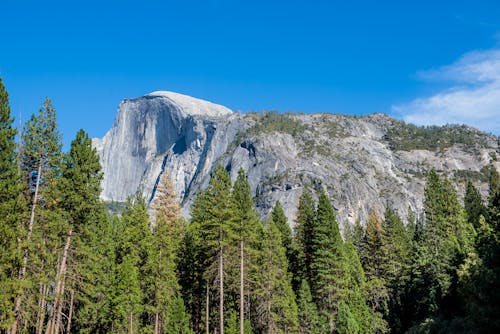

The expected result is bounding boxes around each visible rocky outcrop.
[93,92,500,228]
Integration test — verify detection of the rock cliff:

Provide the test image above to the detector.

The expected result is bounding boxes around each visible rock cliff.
[93,91,500,227]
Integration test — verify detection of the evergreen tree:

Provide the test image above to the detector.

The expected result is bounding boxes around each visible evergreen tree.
[147,169,190,333]
[296,280,326,334]
[383,207,411,332]
[459,166,500,333]
[344,219,365,262]
[404,169,475,330]
[13,98,64,334]
[74,209,115,333]
[46,129,105,334]
[253,218,299,333]
[65,132,116,332]
[190,165,236,334]
[489,165,500,209]
[111,195,151,333]
[487,165,500,234]
[271,200,293,262]
[309,191,348,332]
[464,180,487,229]
[0,77,25,331]
[363,208,389,323]
[163,296,193,334]
[178,224,205,333]
[343,241,381,334]
[230,169,262,334]
[294,189,315,284]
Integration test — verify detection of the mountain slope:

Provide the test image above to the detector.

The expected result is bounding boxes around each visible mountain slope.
[93,92,499,227]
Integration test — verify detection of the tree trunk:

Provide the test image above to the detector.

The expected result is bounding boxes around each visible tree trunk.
[12,163,43,334]
[206,284,210,334]
[36,284,48,334]
[65,289,74,334]
[53,274,66,334]
[154,312,159,334]
[46,230,72,334]
[54,231,72,334]
[240,240,244,334]
[129,311,133,334]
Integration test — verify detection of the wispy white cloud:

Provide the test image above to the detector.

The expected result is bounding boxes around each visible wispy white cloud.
[392,49,500,134]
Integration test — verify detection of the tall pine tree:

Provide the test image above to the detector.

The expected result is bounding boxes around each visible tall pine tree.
[0,77,25,331]
[230,169,262,334]
[13,98,64,334]
[309,191,349,332]
[464,180,487,230]
[190,165,236,334]
[253,217,299,333]
[147,169,191,334]
[295,189,315,285]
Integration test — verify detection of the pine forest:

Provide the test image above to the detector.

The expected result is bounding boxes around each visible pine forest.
[1,77,500,334]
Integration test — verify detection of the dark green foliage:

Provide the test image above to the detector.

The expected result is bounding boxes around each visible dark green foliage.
[191,165,235,260]
[335,302,360,334]
[246,111,307,137]
[271,200,293,261]
[271,200,303,291]
[62,129,103,227]
[464,180,487,229]
[456,167,500,333]
[145,169,190,333]
[2,80,499,333]
[385,122,490,151]
[362,209,389,329]
[74,209,115,333]
[309,192,348,331]
[178,225,206,332]
[111,195,151,332]
[296,280,326,334]
[13,97,65,333]
[403,169,476,331]
[344,220,367,275]
[0,77,25,330]
[295,189,316,283]
[62,130,109,332]
[383,207,412,332]
[20,97,63,189]
[343,241,381,333]
[230,169,263,331]
[488,164,500,211]
[253,218,299,333]
[189,165,236,332]
[163,296,193,334]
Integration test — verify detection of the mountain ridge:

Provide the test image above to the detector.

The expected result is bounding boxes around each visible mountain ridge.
[93,91,499,227]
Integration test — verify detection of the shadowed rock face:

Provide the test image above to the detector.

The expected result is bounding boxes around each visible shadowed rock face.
[93,91,500,228]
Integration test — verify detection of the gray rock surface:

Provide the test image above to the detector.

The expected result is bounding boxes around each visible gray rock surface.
[93,92,500,228]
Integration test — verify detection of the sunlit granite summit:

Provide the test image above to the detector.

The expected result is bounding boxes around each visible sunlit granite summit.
[93,91,241,211]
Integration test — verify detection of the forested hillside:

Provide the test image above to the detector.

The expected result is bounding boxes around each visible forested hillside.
[1,78,500,334]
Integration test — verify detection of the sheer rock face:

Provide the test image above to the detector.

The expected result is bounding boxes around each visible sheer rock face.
[94,92,500,228]
[93,91,242,209]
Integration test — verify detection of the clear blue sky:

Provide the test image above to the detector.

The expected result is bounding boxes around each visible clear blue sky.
[1,0,500,147]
